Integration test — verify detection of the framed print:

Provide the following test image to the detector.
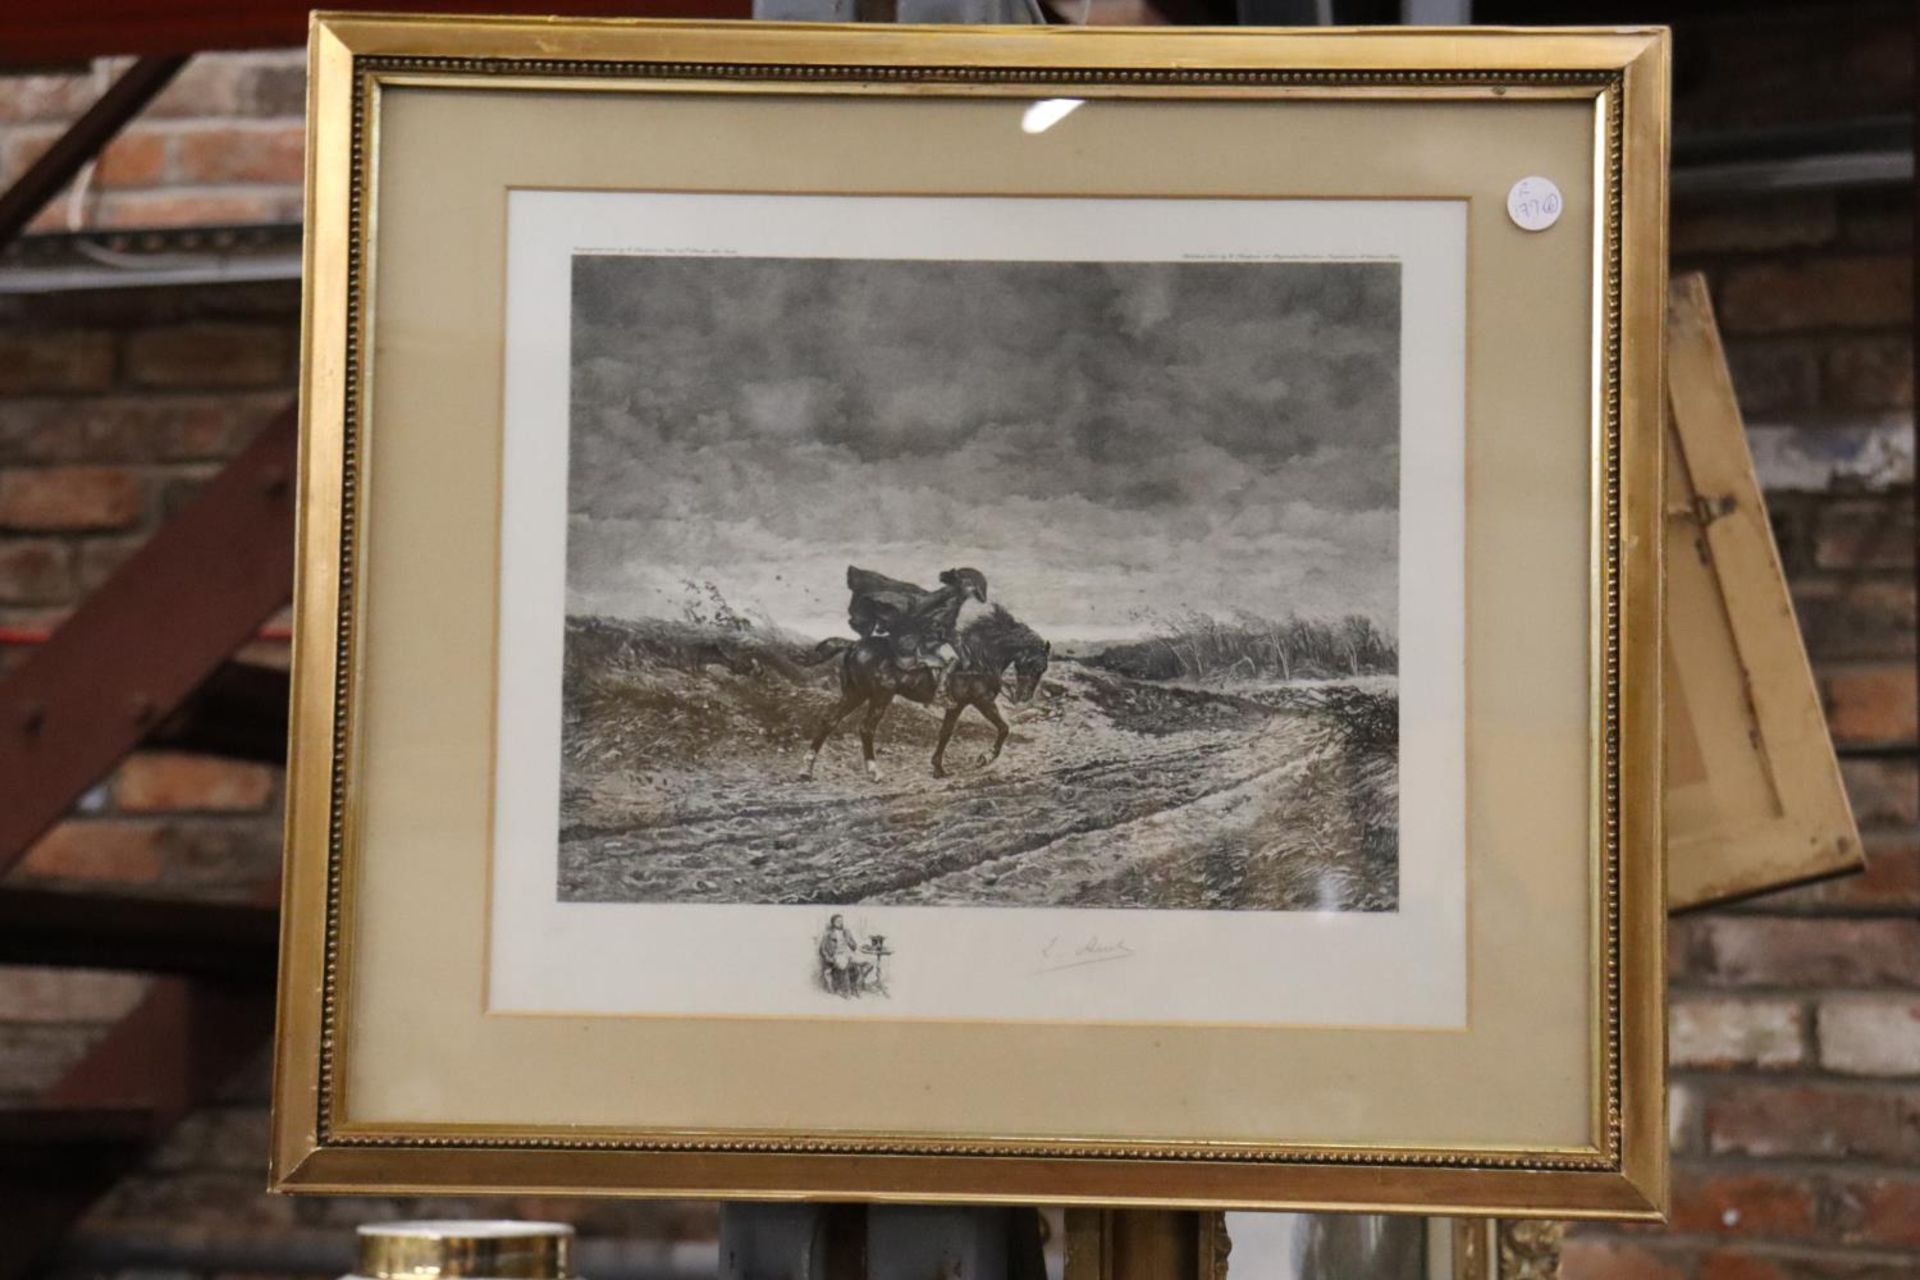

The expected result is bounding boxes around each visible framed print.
[273,15,1670,1217]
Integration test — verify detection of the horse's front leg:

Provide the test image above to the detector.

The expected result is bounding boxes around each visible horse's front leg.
[931,704,965,778]
[859,694,895,782]
[802,690,864,780]
[975,698,1011,769]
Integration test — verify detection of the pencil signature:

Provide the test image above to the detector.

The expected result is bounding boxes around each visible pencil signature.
[1033,934,1135,976]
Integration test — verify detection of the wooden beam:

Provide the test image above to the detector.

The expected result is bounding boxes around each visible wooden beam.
[0,407,296,871]
[0,55,185,249]
[1,0,751,65]
[0,886,278,979]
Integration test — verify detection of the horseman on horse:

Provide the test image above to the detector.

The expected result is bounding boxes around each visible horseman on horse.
[844,565,989,702]
[800,564,1049,781]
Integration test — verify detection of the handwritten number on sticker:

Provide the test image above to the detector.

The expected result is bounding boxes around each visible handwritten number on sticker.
[1507,176,1564,232]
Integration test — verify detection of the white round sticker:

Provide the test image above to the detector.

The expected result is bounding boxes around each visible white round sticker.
[1506,176,1563,231]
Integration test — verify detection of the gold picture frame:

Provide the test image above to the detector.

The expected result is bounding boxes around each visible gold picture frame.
[273,14,1669,1217]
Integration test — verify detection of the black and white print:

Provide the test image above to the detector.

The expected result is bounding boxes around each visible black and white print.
[815,913,893,999]
[558,254,1401,913]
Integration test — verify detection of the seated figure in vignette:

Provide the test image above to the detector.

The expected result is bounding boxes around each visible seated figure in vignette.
[818,913,871,996]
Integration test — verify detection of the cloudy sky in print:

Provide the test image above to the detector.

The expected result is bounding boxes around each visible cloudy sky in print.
[565,254,1400,643]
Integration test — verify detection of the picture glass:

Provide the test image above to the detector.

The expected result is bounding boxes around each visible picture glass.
[488,191,1468,1027]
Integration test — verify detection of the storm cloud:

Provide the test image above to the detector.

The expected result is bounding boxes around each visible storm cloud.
[567,255,1400,641]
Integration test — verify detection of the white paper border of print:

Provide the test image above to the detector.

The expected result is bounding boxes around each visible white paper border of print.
[489,191,1467,1027]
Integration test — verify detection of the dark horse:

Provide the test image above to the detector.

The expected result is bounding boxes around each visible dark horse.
[800,605,1051,781]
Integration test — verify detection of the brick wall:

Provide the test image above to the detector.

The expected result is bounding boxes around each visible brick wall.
[0,279,713,1269]
[1561,197,1917,1280]
[0,279,296,1100]
[0,52,305,234]
[1,11,1916,1280]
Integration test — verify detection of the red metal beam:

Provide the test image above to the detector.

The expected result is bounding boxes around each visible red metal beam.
[0,625,291,644]
[0,651,291,761]
[0,1108,156,1280]
[1,979,274,1280]
[0,55,185,249]
[1,0,752,65]
[43,977,271,1118]
[0,886,279,979]
[0,407,296,870]
[0,1108,154,1149]
[143,661,291,764]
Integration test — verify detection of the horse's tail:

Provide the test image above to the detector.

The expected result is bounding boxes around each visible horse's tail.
[801,637,855,666]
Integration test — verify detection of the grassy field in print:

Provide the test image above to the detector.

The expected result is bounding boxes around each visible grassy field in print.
[557,614,1398,911]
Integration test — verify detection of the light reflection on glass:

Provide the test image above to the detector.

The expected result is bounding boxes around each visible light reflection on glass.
[1020,98,1085,134]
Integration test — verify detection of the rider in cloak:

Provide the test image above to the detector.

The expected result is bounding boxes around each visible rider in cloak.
[846,565,989,701]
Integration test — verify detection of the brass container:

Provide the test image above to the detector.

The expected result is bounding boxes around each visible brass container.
[354,1221,574,1280]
